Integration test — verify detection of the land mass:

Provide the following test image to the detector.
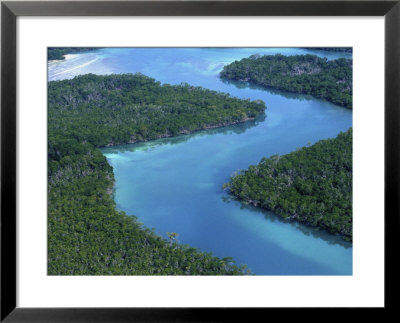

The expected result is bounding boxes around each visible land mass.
[48,47,100,60]
[223,129,352,241]
[48,73,266,275]
[220,54,352,109]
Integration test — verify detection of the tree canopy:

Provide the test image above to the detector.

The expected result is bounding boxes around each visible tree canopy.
[220,54,352,108]
[49,73,266,150]
[223,128,352,241]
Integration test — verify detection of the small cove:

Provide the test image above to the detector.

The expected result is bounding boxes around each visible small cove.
[51,48,353,275]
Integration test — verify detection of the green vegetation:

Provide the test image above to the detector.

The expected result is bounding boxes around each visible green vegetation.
[49,73,265,148]
[48,47,100,60]
[48,73,266,275]
[220,54,352,108]
[223,129,352,241]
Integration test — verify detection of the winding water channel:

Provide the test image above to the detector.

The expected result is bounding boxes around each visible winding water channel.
[49,48,353,275]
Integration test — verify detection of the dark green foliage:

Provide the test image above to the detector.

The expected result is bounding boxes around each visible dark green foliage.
[49,73,266,147]
[224,129,352,241]
[48,73,264,275]
[220,54,352,108]
[48,47,100,60]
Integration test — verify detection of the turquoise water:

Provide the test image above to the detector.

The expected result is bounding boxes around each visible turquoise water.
[49,48,353,275]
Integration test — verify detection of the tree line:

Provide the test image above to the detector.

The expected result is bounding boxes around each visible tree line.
[223,129,352,241]
[220,54,352,109]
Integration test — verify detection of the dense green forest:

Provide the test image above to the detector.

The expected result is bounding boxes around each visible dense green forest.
[48,73,265,149]
[48,73,266,275]
[48,48,99,60]
[220,54,352,108]
[223,129,352,241]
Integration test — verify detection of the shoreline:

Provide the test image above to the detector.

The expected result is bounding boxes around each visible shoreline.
[230,193,352,243]
[220,76,352,110]
[99,116,258,148]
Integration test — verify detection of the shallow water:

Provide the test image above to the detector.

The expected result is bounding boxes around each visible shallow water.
[50,48,353,275]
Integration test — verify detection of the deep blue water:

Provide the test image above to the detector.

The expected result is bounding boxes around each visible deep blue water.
[49,48,353,275]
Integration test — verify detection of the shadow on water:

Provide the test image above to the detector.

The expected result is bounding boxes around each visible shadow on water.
[101,113,266,155]
[221,194,352,249]
[221,78,316,102]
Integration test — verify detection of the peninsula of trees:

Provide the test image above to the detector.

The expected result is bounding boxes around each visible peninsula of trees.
[48,73,265,148]
[223,129,352,241]
[48,47,99,60]
[48,73,266,275]
[220,54,352,109]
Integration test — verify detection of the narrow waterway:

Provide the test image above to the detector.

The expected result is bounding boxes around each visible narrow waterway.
[50,48,353,275]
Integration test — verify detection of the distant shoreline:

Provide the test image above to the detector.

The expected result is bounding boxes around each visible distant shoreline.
[48,47,101,61]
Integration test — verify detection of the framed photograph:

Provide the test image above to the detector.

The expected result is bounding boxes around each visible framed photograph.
[1,0,399,321]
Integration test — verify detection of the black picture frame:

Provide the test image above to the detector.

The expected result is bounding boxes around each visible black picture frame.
[1,0,399,321]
